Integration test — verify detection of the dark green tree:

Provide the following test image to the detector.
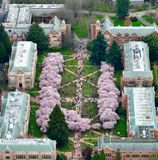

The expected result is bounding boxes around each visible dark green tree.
[107,41,122,70]
[26,23,48,52]
[91,154,100,160]
[46,106,69,147]
[116,0,130,19]
[82,146,93,160]
[0,24,11,63]
[89,31,107,65]
[99,150,106,160]
[115,149,121,160]
[143,34,158,62]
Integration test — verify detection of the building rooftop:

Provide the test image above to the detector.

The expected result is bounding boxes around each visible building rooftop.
[100,16,158,36]
[98,136,158,151]
[9,41,37,73]
[123,41,152,79]
[124,87,158,138]
[0,138,56,152]
[0,90,30,139]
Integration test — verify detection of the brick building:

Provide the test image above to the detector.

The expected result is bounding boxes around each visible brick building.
[8,41,37,89]
[3,4,71,47]
[121,41,153,88]
[122,87,158,138]
[97,136,158,160]
[90,16,158,46]
[0,90,57,160]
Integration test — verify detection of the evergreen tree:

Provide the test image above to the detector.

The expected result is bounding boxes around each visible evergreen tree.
[143,34,158,62]
[99,150,106,160]
[115,149,121,160]
[26,23,48,52]
[107,41,122,70]
[91,154,100,160]
[82,146,93,160]
[0,24,11,63]
[116,0,130,19]
[46,106,69,147]
[89,31,107,65]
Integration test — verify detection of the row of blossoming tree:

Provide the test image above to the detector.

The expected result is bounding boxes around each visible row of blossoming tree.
[97,62,120,129]
[36,52,95,133]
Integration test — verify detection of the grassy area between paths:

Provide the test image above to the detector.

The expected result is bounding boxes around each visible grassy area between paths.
[142,15,155,24]
[58,139,74,152]
[28,104,43,137]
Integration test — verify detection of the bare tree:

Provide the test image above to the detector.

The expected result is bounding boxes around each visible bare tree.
[66,0,83,20]
[84,0,97,16]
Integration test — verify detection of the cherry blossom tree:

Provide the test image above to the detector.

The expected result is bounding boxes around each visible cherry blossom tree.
[36,52,64,133]
[97,62,119,129]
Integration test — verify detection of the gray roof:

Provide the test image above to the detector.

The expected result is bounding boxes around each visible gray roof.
[123,41,152,79]
[100,16,158,36]
[0,138,56,152]
[9,41,37,73]
[49,16,62,33]
[124,87,158,138]
[0,90,30,139]
[98,136,158,151]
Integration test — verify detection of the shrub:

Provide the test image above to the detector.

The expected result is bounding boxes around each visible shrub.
[130,16,138,22]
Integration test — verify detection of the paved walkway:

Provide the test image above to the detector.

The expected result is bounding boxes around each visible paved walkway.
[137,16,151,26]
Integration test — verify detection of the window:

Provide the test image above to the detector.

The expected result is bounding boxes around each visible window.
[142,154,149,158]
[106,153,111,157]
[5,156,10,159]
[42,155,52,159]
[29,155,38,159]
[132,154,139,158]
[16,155,25,159]
[126,154,130,158]
[128,81,134,87]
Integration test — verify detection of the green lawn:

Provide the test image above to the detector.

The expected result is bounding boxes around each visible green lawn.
[131,20,145,26]
[59,82,76,98]
[61,102,76,110]
[82,102,98,118]
[110,17,124,26]
[58,139,74,152]
[64,59,78,65]
[61,69,76,85]
[83,66,98,76]
[87,72,100,85]
[82,130,101,138]
[27,67,42,96]
[114,70,122,89]
[28,105,43,137]
[61,49,74,55]
[72,17,88,38]
[66,66,77,74]
[84,139,98,145]
[37,54,47,64]
[82,82,98,98]
[142,15,155,24]
[113,115,127,137]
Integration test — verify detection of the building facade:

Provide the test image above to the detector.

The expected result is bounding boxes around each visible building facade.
[97,136,158,160]
[122,87,158,138]
[121,41,153,88]
[3,4,71,47]
[8,41,37,89]
[0,91,57,159]
[0,90,30,139]
[90,16,158,46]
[0,139,56,160]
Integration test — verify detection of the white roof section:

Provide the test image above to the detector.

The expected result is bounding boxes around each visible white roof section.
[124,87,158,138]
[1,91,30,139]
[123,41,152,79]
[9,41,37,73]
[133,88,155,126]
[6,6,19,23]
[14,42,32,68]
[17,7,31,24]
